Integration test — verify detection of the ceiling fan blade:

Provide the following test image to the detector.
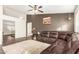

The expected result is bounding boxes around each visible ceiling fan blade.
[38,10,43,13]
[28,5,33,8]
[38,6,42,9]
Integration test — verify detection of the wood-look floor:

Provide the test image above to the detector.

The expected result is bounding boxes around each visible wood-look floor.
[0,37,27,54]
[0,46,5,54]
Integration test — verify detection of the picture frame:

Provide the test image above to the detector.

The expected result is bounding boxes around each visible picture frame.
[43,17,51,24]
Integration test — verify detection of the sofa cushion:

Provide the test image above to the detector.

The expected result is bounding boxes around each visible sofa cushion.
[65,33,73,42]
[41,39,67,54]
[58,32,67,40]
[41,34,48,37]
[51,39,67,53]
[40,31,48,37]
[41,37,48,42]
[48,38,57,44]
[49,32,58,39]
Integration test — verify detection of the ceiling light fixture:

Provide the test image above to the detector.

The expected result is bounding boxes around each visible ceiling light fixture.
[28,5,44,14]
[68,13,72,21]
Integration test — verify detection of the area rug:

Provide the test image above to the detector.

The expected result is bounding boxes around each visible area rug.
[2,40,50,54]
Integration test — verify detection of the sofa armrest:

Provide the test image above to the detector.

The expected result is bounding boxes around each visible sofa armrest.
[37,34,42,40]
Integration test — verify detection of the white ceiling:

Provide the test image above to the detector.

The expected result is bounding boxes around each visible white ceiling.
[4,5,76,14]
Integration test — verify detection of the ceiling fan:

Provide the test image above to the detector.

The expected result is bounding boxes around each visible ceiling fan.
[28,5,44,14]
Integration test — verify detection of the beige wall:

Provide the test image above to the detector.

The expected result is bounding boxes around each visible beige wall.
[3,7,27,39]
[0,6,3,45]
[74,6,79,32]
[3,15,26,39]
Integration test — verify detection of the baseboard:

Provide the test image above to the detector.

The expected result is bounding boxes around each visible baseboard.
[15,37,27,42]
[26,36,32,40]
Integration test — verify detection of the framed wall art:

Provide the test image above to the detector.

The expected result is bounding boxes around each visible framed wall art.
[43,17,51,25]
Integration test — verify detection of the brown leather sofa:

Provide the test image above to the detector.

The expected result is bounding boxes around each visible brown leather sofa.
[37,31,79,54]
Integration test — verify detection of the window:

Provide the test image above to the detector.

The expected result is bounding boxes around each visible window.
[27,22,32,37]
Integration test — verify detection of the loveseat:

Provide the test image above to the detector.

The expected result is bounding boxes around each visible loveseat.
[37,31,79,54]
